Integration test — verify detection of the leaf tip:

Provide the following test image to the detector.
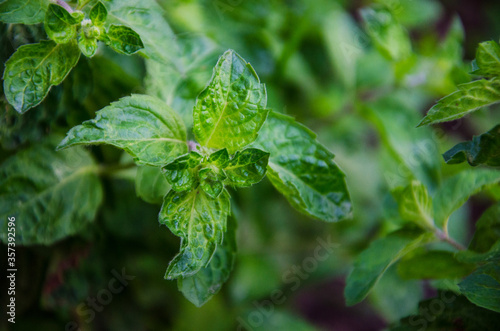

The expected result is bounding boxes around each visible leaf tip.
[164,268,176,280]
[14,104,26,114]
[55,142,67,151]
[343,289,362,307]
[416,117,429,127]
[56,135,74,151]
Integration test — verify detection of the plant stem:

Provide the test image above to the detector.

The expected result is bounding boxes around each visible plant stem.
[56,0,74,13]
[435,229,466,250]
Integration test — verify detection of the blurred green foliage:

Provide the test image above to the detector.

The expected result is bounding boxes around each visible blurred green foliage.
[2,0,500,330]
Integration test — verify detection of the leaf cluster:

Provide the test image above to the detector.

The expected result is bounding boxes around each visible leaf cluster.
[342,3,500,321]
[418,38,500,168]
[53,49,351,305]
[3,0,499,325]
[2,0,144,113]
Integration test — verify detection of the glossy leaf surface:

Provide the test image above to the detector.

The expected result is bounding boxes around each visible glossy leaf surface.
[44,4,79,44]
[162,152,202,191]
[178,216,237,307]
[224,148,269,187]
[90,1,107,25]
[199,168,224,198]
[105,24,144,55]
[159,189,231,279]
[254,112,351,222]
[58,95,188,166]
[3,40,80,113]
[418,79,500,126]
[193,49,268,153]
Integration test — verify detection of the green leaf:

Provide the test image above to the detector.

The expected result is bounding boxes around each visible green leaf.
[3,40,80,113]
[57,94,188,166]
[90,1,107,25]
[162,152,202,192]
[159,188,231,279]
[193,49,269,153]
[253,111,352,222]
[199,168,224,198]
[106,0,179,65]
[472,41,500,78]
[44,4,80,44]
[223,148,269,187]
[392,180,434,230]
[105,24,144,55]
[78,35,98,58]
[322,8,362,89]
[433,169,500,228]
[135,165,170,204]
[71,10,84,22]
[178,215,237,307]
[344,228,433,306]
[208,148,230,168]
[397,249,474,280]
[443,124,500,167]
[418,79,500,126]
[468,202,500,253]
[0,0,49,24]
[459,259,500,313]
[0,137,103,245]
[360,6,412,61]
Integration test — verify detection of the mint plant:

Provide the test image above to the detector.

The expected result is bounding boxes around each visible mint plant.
[418,40,500,127]
[419,39,500,168]
[2,0,143,113]
[343,5,500,321]
[54,49,351,305]
[3,0,500,328]
[409,37,500,315]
